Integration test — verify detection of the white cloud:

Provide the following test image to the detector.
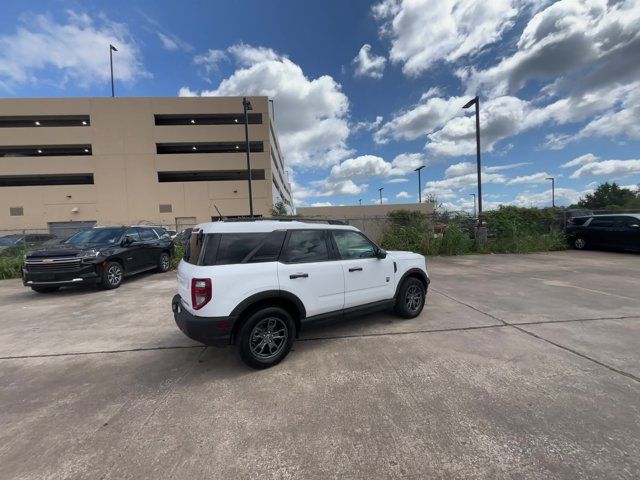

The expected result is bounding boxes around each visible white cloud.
[426,96,528,157]
[177,86,197,97]
[507,172,552,185]
[328,155,395,181]
[181,43,352,169]
[373,0,519,76]
[513,188,582,207]
[353,116,383,132]
[374,92,465,144]
[570,159,640,179]
[157,31,193,52]
[193,49,228,76]
[396,191,413,199]
[353,44,387,79]
[388,178,409,183]
[390,153,427,174]
[0,11,149,91]
[561,153,598,168]
[370,197,390,204]
[311,202,334,207]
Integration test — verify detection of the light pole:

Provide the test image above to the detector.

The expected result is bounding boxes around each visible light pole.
[269,99,275,122]
[109,44,118,97]
[378,187,384,205]
[546,177,555,208]
[470,193,476,218]
[358,199,362,206]
[414,165,425,204]
[463,96,482,224]
[243,97,254,217]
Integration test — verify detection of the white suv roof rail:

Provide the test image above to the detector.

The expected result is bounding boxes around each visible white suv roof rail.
[221,217,348,226]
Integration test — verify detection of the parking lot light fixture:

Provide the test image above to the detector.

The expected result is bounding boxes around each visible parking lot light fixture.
[463,96,482,225]
[378,187,384,205]
[414,165,425,203]
[109,44,118,97]
[546,177,555,208]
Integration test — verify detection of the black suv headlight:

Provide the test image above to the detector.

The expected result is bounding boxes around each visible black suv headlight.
[80,249,100,262]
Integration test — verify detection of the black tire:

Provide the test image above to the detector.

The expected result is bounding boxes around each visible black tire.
[31,286,59,293]
[101,261,123,289]
[238,306,296,369]
[573,237,587,250]
[157,252,171,272]
[394,277,426,319]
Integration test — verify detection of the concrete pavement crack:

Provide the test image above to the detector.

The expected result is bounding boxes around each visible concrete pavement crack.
[431,287,640,384]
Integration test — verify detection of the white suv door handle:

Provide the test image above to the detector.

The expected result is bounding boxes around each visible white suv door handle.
[289,273,309,279]
[348,267,363,272]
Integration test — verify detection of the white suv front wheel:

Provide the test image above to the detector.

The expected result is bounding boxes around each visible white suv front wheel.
[238,307,296,369]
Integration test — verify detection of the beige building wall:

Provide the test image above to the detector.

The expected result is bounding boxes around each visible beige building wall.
[0,97,293,231]
[297,203,436,243]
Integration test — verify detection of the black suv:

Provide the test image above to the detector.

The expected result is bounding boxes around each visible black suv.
[565,214,640,251]
[22,226,174,292]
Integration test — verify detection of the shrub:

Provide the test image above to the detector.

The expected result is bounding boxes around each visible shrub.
[380,210,433,254]
[0,247,25,280]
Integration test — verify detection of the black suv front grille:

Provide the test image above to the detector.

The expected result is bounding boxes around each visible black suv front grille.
[25,257,82,272]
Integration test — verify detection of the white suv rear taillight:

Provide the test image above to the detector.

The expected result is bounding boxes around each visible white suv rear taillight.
[191,278,212,310]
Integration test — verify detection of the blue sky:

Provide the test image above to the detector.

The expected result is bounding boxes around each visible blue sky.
[1,0,639,210]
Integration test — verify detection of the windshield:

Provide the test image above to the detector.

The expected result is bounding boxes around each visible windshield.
[0,235,21,246]
[65,228,125,245]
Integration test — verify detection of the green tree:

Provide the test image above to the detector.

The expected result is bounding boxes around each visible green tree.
[270,201,289,217]
[576,182,640,210]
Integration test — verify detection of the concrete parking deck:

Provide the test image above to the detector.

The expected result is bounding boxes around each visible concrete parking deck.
[1,250,639,479]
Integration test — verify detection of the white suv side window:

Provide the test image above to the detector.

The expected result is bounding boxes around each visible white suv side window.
[333,230,377,259]
[283,230,330,263]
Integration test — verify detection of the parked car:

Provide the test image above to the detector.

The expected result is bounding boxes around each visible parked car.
[172,220,429,369]
[22,226,174,293]
[558,209,594,228]
[0,233,56,253]
[565,214,640,251]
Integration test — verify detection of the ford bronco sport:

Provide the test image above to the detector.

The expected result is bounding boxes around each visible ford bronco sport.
[172,220,429,368]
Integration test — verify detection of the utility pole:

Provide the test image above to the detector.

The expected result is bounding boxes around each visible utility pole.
[243,97,254,217]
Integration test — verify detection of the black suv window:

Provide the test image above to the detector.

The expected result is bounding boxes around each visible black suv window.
[139,228,156,241]
[590,217,619,228]
[284,230,329,263]
[332,230,376,259]
[184,230,204,264]
[152,227,169,238]
[124,228,141,242]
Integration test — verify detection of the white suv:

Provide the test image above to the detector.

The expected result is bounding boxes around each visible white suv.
[172,220,429,368]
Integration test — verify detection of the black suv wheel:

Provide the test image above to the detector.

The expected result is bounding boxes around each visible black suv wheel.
[157,252,171,272]
[101,261,123,289]
[238,306,296,369]
[394,277,426,319]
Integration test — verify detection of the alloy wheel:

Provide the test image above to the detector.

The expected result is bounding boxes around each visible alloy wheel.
[161,254,170,271]
[405,284,423,312]
[107,265,122,286]
[249,317,288,359]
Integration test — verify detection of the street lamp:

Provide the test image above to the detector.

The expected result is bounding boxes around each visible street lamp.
[243,97,254,217]
[109,44,118,97]
[269,99,275,122]
[414,165,425,204]
[470,193,476,218]
[546,177,555,208]
[463,96,482,224]
[378,187,384,205]
[358,199,362,206]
